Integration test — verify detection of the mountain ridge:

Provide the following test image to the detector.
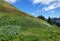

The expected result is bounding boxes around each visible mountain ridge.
[52,18,60,27]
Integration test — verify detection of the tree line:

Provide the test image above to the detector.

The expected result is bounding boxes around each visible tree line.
[37,15,54,25]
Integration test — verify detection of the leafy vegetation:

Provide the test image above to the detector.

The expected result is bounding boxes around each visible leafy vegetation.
[37,15,45,20]
[0,0,60,41]
[47,17,54,25]
[37,15,54,25]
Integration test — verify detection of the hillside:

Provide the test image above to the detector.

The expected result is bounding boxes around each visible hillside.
[0,0,60,41]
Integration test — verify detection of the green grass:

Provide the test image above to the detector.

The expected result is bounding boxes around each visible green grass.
[0,0,60,41]
[0,11,60,41]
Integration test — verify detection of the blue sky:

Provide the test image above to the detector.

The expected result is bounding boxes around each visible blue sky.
[5,0,60,18]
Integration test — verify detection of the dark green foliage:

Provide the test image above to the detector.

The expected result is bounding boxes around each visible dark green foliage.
[37,15,45,20]
[47,17,54,25]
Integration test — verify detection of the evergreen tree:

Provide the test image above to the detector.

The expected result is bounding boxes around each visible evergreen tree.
[47,17,53,25]
[37,15,45,20]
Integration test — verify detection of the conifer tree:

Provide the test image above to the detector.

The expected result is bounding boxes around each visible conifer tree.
[37,15,45,20]
[47,17,53,25]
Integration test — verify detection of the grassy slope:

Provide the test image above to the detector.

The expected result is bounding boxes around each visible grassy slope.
[0,0,60,41]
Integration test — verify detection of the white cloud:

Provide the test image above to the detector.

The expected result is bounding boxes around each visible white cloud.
[32,0,55,4]
[51,11,55,13]
[43,2,60,11]
[5,0,17,3]
[31,0,60,11]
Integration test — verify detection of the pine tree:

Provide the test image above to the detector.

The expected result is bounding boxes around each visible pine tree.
[47,17,53,25]
[37,15,45,20]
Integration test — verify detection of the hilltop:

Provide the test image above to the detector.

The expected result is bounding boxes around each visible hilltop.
[0,0,60,41]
